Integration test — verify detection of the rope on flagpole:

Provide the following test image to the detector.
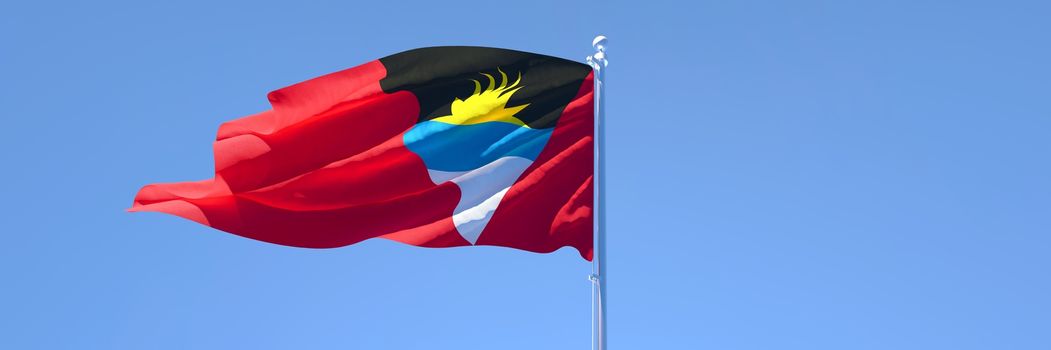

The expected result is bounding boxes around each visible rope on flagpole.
[587,34,608,350]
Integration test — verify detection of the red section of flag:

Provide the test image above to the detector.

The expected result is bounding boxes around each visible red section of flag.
[131,61,467,248]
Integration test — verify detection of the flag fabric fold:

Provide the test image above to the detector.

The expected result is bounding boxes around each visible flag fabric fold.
[131,46,594,260]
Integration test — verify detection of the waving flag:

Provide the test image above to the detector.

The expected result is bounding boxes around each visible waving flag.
[131,47,595,260]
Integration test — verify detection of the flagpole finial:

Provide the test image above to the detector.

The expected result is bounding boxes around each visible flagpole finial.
[592,35,607,51]
[587,35,608,69]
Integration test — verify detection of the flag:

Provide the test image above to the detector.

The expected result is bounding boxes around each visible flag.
[131,47,595,260]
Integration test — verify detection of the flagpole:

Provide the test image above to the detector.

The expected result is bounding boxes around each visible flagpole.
[587,35,608,350]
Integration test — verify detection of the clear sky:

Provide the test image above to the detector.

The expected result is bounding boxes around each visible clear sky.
[2,0,1050,349]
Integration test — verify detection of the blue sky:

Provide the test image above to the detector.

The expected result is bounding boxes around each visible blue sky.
[2,0,1050,349]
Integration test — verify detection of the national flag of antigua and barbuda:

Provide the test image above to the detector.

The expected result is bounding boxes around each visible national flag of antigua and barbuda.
[131,47,595,260]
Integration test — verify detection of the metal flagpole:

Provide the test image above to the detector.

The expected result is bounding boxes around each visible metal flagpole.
[587,35,608,350]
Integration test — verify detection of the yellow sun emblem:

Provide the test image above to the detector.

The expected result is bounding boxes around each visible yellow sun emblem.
[431,68,531,128]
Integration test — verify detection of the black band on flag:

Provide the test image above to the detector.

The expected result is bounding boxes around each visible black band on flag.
[378,46,591,129]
